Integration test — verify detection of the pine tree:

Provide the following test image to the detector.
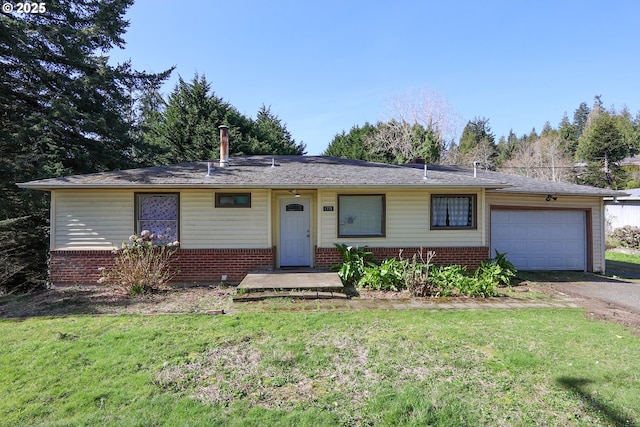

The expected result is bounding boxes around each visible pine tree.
[458,117,495,154]
[151,76,305,164]
[323,123,380,160]
[0,0,171,291]
[250,105,305,155]
[559,112,579,155]
[576,111,628,188]
[573,102,591,139]
[157,75,229,163]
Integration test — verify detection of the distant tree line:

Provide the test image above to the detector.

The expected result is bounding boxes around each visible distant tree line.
[323,95,640,189]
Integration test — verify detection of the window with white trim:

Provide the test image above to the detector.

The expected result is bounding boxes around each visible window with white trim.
[431,195,476,229]
[135,193,179,244]
[338,194,385,237]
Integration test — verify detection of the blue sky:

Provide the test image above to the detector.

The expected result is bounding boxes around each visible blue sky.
[110,0,640,155]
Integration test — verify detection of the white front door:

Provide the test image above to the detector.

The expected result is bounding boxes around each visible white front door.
[279,198,311,267]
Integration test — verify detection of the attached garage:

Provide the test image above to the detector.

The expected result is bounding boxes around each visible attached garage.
[491,209,588,271]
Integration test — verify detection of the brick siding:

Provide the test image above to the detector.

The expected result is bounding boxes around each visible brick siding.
[315,246,490,270]
[51,246,488,286]
[50,248,276,286]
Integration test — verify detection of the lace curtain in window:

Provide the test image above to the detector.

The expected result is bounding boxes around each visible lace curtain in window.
[431,196,473,228]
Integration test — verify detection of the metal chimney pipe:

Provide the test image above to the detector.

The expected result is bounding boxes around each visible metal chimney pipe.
[219,125,229,167]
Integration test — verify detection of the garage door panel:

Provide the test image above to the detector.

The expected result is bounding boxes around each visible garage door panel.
[526,241,549,253]
[546,224,565,236]
[491,210,586,271]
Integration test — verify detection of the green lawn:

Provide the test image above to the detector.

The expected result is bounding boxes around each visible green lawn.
[606,250,640,265]
[1,309,639,426]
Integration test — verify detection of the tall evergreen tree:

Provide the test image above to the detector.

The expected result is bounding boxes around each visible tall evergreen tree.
[0,0,171,291]
[151,75,304,164]
[614,106,639,156]
[134,83,167,165]
[541,121,554,137]
[250,105,305,155]
[576,111,628,188]
[573,102,591,139]
[323,123,380,161]
[495,130,518,167]
[559,112,579,155]
[458,117,495,154]
[155,74,231,163]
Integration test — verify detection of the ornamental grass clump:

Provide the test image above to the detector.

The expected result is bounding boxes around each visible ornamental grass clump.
[98,230,179,295]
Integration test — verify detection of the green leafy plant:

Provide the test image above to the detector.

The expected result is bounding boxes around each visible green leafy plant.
[358,258,407,291]
[428,263,502,298]
[428,265,468,297]
[98,231,179,295]
[332,243,373,287]
[467,263,501,297]
[491,250,517,281]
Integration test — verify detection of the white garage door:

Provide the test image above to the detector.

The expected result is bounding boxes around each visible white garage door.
[491,210,586,271]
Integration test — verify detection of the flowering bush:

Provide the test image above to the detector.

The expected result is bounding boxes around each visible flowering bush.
[98,231,179,295]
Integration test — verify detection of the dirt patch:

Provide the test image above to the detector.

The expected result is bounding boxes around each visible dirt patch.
[0,285,234,318]
[524,279,640,332]
[2,277,640,333]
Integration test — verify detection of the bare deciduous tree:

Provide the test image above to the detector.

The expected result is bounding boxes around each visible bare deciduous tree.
[440,139,496,169]
[501,136,574,182]
[384,88,464,145]
[365,88,464,163]
[364,120,441,163]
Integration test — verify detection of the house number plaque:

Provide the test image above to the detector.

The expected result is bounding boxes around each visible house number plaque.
[323,206,334,212]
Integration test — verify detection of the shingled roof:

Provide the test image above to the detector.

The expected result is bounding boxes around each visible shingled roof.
[18,155,625,197]
[419,164,626,197]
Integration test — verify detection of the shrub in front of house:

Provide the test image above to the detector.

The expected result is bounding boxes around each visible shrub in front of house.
[98,231,179,295]
[335,245,516,298]
[332,243,373,288]
[358,258,406,291]
[429,264,477,297]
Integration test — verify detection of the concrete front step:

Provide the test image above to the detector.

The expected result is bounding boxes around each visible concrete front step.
[233,290,348,302]
[237,272,344,293]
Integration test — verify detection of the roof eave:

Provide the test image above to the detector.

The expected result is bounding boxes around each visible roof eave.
[489,188,627,198]
[17,183,513,191]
